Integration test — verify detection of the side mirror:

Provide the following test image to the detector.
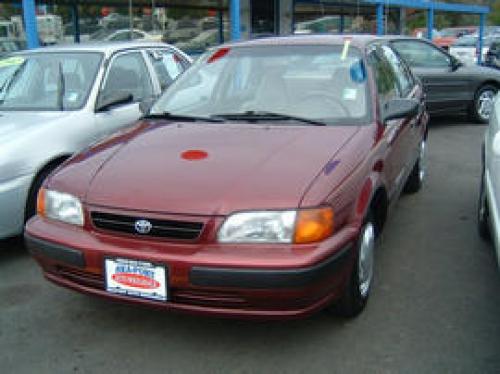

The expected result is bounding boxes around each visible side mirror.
[383,98,419,123]
[450,57,463,71]
[95,91,133,112]
[139,97,156,116]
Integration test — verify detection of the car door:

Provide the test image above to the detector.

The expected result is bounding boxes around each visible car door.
[94,50,155,138]
[382,44,424,167]
[367,44,413,199]
[391,39,472,113]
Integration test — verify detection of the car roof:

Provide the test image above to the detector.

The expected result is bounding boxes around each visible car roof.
[15,41,174,57]
[218,34,420,50]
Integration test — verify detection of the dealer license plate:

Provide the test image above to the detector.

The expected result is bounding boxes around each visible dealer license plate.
[104,258,167,301]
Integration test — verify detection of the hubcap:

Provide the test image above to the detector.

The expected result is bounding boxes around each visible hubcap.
[478,89,497,121]
[358,222,375,298]
[419,141,426,182]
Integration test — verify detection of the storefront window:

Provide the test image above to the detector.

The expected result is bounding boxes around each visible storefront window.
[0,1,228,57]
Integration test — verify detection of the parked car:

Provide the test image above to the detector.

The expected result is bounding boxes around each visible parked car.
[0,42,191,239]
[90,28,162,42]
[485,38,500,70]
[26,35,428,319]
[433,26,476,50]
[449,35,497,66]
[389,36,500,123]
[411,27,440,39]
[478,95,500,269]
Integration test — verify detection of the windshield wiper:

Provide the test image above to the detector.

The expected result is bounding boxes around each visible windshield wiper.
[211,111,326,126]
[144,112,225,123]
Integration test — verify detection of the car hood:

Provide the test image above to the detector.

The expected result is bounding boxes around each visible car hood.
[78,122,360,216]
[0,111,73,144]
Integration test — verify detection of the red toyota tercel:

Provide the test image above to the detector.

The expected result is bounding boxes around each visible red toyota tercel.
[26,35,428,319]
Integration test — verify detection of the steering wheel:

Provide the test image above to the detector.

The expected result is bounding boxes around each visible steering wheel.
[299,92,351,117]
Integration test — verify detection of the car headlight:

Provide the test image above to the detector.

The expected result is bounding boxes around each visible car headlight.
[217,207,334,244]
[37,188,84,226]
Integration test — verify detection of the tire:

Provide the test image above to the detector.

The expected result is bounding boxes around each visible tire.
[478,168,491,241]
[404,140,426,194]
[469,84,497,124]
[333,216,375,318]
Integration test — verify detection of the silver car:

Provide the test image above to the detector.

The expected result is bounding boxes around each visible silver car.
[0,42,192,239]
[478,95,500,268]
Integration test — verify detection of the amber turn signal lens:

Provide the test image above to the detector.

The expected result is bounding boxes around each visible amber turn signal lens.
[37,188,46,217]
[294,207,334,244]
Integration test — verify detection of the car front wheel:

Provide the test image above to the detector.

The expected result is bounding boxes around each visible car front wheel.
[470,85,497,124]
[332,217,375,318]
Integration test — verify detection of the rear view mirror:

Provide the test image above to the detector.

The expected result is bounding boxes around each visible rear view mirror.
[96,92,133,112]
[383,98,419,123]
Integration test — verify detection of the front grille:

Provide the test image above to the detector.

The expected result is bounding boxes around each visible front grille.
[55,266,104,289]
[171,289,249,308]
[91,212,203,240]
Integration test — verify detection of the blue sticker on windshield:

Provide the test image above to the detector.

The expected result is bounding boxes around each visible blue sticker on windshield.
[350,60,366,83]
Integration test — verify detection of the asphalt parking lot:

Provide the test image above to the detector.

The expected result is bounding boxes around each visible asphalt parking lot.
[1,116,499,374]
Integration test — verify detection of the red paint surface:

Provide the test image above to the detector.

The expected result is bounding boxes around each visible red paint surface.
[112,273,160,289]
[207,47,230,64]
[181,149,208,161]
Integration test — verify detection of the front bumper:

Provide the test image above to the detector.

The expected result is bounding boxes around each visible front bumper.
[0,174,33,239]
[25,216,356,319]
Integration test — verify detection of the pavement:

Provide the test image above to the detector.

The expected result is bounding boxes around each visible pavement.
[1,116,499,374]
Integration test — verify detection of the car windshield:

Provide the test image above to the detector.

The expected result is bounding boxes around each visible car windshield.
[152,44,369,125]
[0,52,102,111]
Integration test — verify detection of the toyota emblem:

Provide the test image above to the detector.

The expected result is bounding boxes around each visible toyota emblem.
[134,219,153,234]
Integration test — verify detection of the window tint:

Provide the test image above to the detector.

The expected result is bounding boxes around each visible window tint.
[101,52,153,103]
[367,46,400,107]
[147,50,185,91]
[380,45,414,97]
[391,40,451,68]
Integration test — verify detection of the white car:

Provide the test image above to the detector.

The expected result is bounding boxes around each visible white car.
[90,28,162,42]
[478,95,500,268]
[450,35,498,65]
[0,42,191,239]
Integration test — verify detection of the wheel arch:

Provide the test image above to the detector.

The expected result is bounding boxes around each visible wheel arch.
[369,186,388,238]
[24,154,72,220]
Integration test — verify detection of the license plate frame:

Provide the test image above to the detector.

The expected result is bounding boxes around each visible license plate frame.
[104,257,168,302]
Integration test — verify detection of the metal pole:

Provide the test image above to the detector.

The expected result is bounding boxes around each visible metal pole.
[129,0,133,39]
[478,13,485,65]
[72,1,80,43]
[152,0,155,33]
[230,0,240,41]
[427,7,434,40]
[22,0,39,49]
[376,3,384,36]
[218,9,224,43]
